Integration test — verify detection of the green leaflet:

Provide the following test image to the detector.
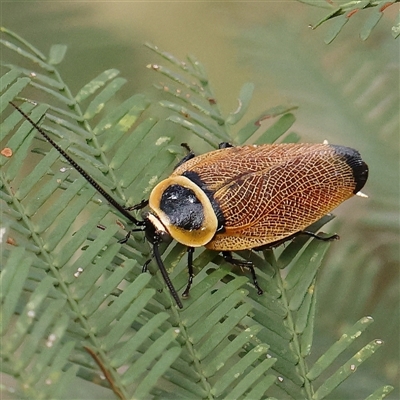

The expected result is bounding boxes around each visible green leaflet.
[304,0,399,42]
[48,44,68,66]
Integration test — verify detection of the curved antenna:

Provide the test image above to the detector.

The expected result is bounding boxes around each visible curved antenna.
[153,243,183,309]
[10,102,143,227]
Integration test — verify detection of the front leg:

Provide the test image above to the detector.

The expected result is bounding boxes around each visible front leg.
[124,199,149,212]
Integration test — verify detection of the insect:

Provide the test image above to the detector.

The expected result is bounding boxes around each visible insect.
[10,102,369,309]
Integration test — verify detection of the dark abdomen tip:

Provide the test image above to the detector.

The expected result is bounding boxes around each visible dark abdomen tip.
[331,145,369,194]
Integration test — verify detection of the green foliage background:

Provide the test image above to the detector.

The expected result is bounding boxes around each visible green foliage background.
[1,2,399,399]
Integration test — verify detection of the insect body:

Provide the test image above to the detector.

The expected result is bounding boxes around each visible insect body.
[150,143,368,250]
[11,103,369,309]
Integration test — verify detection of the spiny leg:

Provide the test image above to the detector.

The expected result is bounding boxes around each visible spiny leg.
[124,199,149,212]
[300,231,339,241]
[118,228,145,245]
[218,142,234,149]
[116,200,149,244]
[173,143,195,170]
[182,247,195,298]
[222,251,263,295]
[142,258,152,273]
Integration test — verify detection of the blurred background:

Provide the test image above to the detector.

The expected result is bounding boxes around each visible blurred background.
[2,1,399,398]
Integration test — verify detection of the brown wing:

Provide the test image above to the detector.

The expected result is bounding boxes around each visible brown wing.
[173,143,317,192]
[173,143,367,251]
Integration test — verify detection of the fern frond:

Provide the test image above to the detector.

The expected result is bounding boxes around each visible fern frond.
[297,0,399,42]
[239,20,399,391]
[311,337,386,399]
[1,247,77,399]
[146,43,297,148]
[1,29,393,399]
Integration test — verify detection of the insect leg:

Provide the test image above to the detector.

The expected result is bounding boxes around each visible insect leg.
[117,200,148,243]
[118,228,144,244]
[182,247,195,298]
[300,231,340,241]
[153,243,183,309]
[218,142,234,149]
[174,143,196,170]
[180,143,192,153]
[124,199,149,212]
[142,259,152,273]
[222,252,263,295]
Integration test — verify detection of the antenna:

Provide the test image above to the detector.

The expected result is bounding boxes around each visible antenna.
[10,102,144,227]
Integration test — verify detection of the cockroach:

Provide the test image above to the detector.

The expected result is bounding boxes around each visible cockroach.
[10,102,369,309]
